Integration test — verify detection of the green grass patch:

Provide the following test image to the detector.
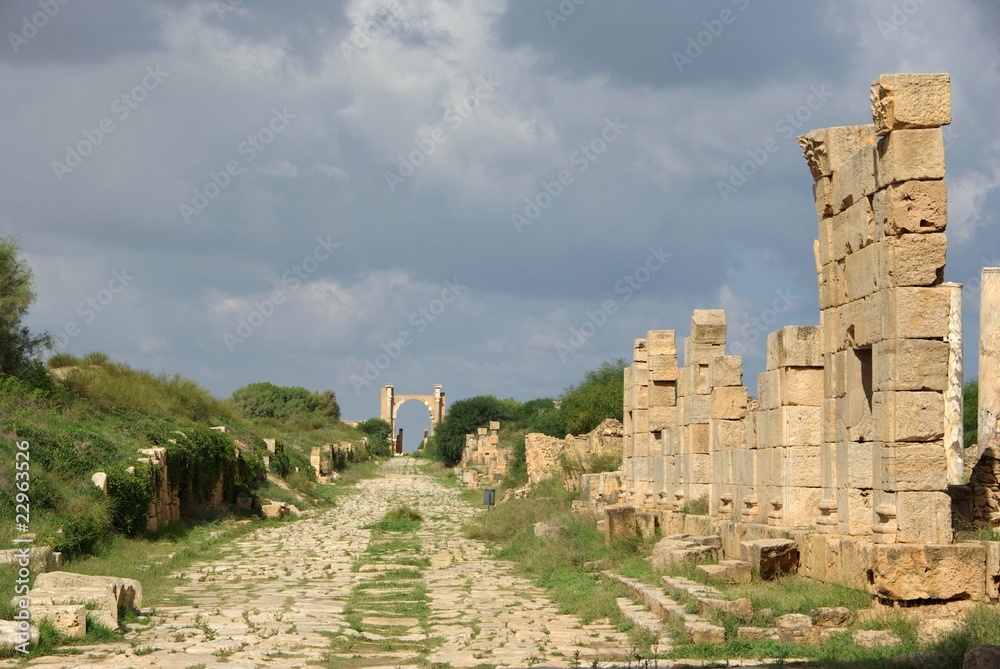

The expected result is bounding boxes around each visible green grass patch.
[365,506,423,533]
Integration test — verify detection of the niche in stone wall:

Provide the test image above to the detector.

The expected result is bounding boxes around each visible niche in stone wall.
[843,346,874,442]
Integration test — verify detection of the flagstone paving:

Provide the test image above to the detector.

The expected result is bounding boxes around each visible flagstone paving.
[3,458,633,668]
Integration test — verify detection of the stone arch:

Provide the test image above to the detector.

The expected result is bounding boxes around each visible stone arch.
[380,384,446,452]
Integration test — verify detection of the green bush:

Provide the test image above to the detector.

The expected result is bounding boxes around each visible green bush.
[965,379,978,448]
[559,359,625,435]
[425,395,508,466]
[230,382,340,422]
[106,465,158,536]
[358,419,392,457]
[165,427,237,515]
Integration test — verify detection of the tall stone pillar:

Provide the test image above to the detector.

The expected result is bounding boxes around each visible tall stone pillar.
[944,282,964,484]
[980,269,1000,457]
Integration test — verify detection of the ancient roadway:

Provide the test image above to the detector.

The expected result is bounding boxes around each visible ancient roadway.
[10,458,632,669]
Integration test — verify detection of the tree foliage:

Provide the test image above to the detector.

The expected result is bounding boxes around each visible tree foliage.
[965,379,979,448]
[230,382,340,422]
[0,235,51,376]
[425,395,508,466]
[358,418,393,457]
[558,359,626,435]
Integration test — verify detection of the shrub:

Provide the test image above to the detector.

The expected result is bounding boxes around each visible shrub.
[230,382,340,422]
[965,380,978,448]
[559,359,625,436]
[358,419,392,457]
[425,395,508,467]
[106,465,158,536]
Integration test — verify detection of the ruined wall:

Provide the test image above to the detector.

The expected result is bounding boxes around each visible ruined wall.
[458,421,507,488]
[529,418,623,489]
[610,73,999,603]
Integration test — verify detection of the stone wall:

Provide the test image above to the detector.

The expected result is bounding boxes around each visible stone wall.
[458,421,507,488]
[528,418,623,489]
[609,73,1000,603]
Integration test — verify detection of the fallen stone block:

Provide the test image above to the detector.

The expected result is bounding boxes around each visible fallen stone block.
[0,620,39,650]
[740,539,799,580]
[261,502,289,519]
[34,571,142,611]
[853,629,902,648]
[776,613,814,643]
[696,560,752,585]
[965,644,1000,669]
[684,620,725,644]
[669,546,718,566]
[698,597,753,623]
[533,522,567,538]
[30,605,86,639]
[812,606,854,628]
[738,626,780,640]
[871,543,985,602]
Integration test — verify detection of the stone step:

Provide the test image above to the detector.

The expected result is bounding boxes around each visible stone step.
[615,597,666,637]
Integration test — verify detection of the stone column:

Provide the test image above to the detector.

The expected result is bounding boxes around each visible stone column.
[944,282,964,484]
[980,269,1000,457]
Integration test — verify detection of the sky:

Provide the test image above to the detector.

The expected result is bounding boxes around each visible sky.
[2,1,999,451]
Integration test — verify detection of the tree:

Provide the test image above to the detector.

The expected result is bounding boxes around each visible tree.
[558,359,626,435]
[426,395,508,466]
[0,235,51,375]
[358,418,392,457]
[230,382,340,422]
[965,379,979,448]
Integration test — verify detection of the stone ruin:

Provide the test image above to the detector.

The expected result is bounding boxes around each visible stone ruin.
[458,421,505,488]
[311,442,353,482]
[598,73,1000,604]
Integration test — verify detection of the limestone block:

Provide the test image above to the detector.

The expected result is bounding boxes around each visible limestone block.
[691,309,727,344]
[738,626,781,641]
[711,386,748,420]
[779,367,823,407]
[871,543,984,601]
[837,488,873,536]
[758,369,781,410]
[712,419,745,451]
[871,73,951,134]
[634,381,649,409]
[877,442,948,491]
[813,175,834,221]
[894,491,952,544]
[649,380,677,407]
[261,502,289,519]
[646,330,676,356]
[679,364,711,396]
[880,233,946,288]
[34,571,141,611]
[699,597,753,622]
[604,504,637,545]
[687,424,710,454]
[684,339,725,368]
[835,195,877,260]
[785,447,821,487]
[820,262,848,309]
[832,143,877,212]
[881,286,951,340]
[776,613,815,643]
[779,406,821,447]
[680,395,711,425]
[767,326,822,370]
[845,244,880,302]
[696,559,752,585]
[91,472,108,493]
[634,338,647,364]
[872,179,947,237]
[873,338,949,392]
[0,621,39,651]
[740,539,799,580]
[30,605,86,639]
[836,441,874,489]
[685,621,726,644]
[765,408,782,450]
[650,406,678,432]
[782,487,824,527]
[689,454,712,483]
[534,522,568,538]
[797,124,877,180]
[985,542,1000,600]
[648,355,679,382]
[965,645,1000,669]
[875,128,946,189]
[873,391,945,443]
[709,355,743,387]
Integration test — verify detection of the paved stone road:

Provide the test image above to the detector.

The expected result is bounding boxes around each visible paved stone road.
[7,458,631,668]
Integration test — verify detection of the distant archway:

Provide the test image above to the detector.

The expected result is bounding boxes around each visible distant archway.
[380,384,446,453]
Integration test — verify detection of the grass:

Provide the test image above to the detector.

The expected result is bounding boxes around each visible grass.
[365,506,424,533]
